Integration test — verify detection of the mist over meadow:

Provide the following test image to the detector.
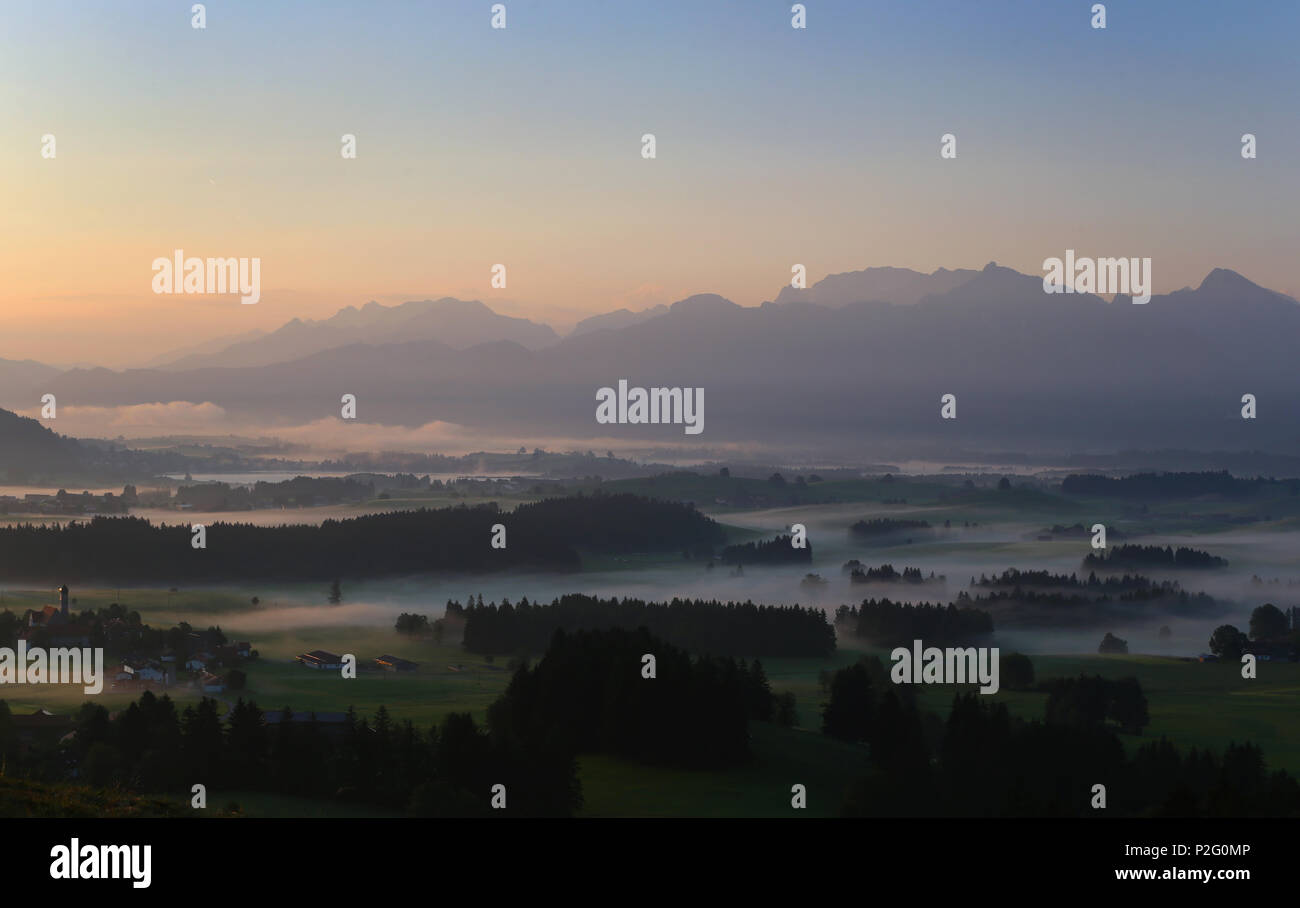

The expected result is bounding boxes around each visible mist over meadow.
[51,499,1282,660]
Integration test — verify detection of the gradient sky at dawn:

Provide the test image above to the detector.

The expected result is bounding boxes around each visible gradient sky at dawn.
[2,0,1298,366]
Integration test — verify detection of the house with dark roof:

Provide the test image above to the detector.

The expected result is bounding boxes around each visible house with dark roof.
[11,708,76,751]
[375,654,419,672]
[121,660,167,683]
[200,671,225,693]
[297,650,344,670]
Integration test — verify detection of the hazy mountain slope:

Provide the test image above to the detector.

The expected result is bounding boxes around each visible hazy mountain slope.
[0,358,63,410]
[141,329,268,369]
[0,407,93,476]
[160,298,560,370]
[570,304,669,337]
[775,265,981,307]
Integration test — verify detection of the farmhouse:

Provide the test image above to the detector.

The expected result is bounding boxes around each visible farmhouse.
[10,708,75,752]
[297,650,344,670]
[374,654,419,672]
[200,671,225,693]
[122,661,166,682]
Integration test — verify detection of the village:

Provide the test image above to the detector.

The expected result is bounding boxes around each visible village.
[1,584,431,756]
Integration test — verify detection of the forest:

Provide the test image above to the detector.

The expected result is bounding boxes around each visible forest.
[821,657,1300,817]
[447,593,836,657]
[0,493,725,582]
[718,533,812,566]
[1060,470,1291,499]
[1082,545,1228,570]
[834,598,995,647]
[173,476,375,510]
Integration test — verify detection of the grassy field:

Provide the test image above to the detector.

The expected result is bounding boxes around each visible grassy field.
[234,645,1300,815]
[1,578,1295,817]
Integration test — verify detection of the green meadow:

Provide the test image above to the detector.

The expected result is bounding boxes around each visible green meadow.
[1,564,1295,817]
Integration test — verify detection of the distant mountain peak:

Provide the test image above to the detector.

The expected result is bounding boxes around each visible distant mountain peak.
[669,293,740,314]
[1198,268,1259,294]
[776,264,981,308]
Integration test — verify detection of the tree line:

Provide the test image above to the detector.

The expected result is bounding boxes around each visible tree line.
[834,599,994,647]
[845,562,941,584]
[718,534,811,566]
[955,585,1218,618]
[1209,604,1299,660]
[1083,544,1228,570]
[971,568,1164,591]
[173,476,375,511]
[849,518,931,538]
[442,593,836,657]
[820,657,1299,816]
[0,492,725,582]
[1061,470,1281,499]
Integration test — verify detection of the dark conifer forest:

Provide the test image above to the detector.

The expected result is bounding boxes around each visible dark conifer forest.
[0,493,725,582]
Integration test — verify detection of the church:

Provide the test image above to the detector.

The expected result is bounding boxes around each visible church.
[22,584,92,647]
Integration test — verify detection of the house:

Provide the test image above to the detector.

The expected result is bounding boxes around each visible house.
[10,709,76,752]
[123,661,166,682]
[212,645,240,665]
[234,641,252,658]
[374,654,419,672]
[200,671,224,693]
[297,650,344,670]
[26,605,61,628]
[185,655,207,671]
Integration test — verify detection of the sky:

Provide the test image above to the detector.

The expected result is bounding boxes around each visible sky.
[2,0,1298,366]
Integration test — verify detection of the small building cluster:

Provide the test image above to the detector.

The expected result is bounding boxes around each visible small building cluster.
[296,650,420,672]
